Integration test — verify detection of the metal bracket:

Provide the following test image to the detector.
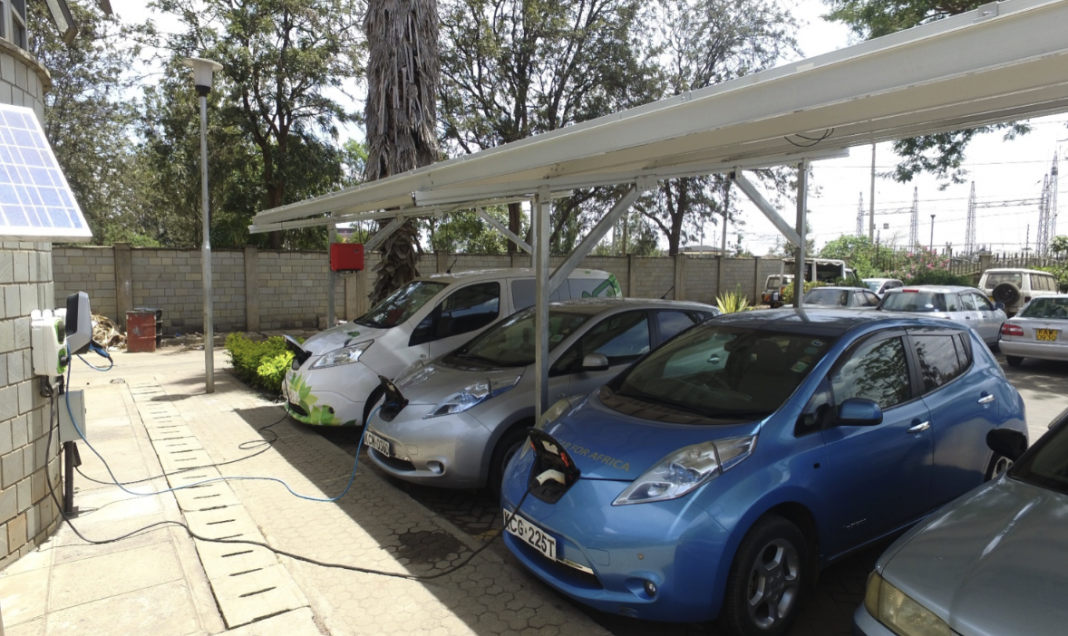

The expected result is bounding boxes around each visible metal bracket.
[364,215,405,252]
[476,208,532,253]
[548,186,640,293]
[732,171,803,248]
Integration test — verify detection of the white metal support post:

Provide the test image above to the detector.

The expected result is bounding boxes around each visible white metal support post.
[794,159,809,308]
[533,187,552,420]
[183,57,223,394]
[327,223,337,326]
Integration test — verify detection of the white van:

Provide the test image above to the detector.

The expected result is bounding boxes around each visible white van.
[284,268,621,426]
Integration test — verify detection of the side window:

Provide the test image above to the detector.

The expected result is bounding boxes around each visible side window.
[552,311,650,374]
[944,293,961,312]
[1029,274,1042,291]
[568,276,620,299]
[413,282,500,344]
[830,336,912,410]
[956,332,973,369]
[862,291,880,307]
[510,279,564,310]
[972,292,993,311]
[656,310,697,343]
[959,293,978,311]
[1044,275,1057,292]
[910,334,964,393]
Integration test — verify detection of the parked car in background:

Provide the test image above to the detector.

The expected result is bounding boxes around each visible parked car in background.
[978,267,1059,316]
[782,257,862,285]
[364,298,718,492]
[863,278,904,298]
[877,285,1006,346]
[803,286,881,308]
[854,409,1068,636]
[284,268,621,426]
[998,294,1068,367]
[501,309,1026,636]
[761,274,794,308]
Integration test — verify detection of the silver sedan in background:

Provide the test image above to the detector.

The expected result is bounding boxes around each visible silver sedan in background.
[877,285,1006,346]
[363,298,718,493]
[998,294,1068,367]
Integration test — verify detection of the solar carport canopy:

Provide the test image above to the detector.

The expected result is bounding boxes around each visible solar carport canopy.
[251,0,1068,232]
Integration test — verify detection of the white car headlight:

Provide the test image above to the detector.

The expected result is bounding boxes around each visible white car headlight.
[311,341,373,369]
[613,435,757,505]
[425,376,521,418]
[864,572,952,636]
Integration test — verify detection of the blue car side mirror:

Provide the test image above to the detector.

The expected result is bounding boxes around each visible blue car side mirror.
[835,398,883,426]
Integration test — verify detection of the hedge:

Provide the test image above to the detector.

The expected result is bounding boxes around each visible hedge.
[224,333,294,395]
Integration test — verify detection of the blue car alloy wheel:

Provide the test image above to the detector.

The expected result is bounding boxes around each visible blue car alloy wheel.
[500,309,1028,636]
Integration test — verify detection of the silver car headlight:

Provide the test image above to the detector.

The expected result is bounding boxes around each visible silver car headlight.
[311,341,373,369]
[613,435,757,505]
[864,572,952,636]
[425,376,521,418]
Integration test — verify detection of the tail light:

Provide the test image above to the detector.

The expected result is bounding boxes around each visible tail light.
[1001,323,1024,337]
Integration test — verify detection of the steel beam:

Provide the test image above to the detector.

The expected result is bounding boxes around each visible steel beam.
[533,187,552,420]
[732,172,803,248]
[548,185,643,293]
[477,208,532,253]
[327,223,336,327]
[793,160,809,308]
[364,216,405,252]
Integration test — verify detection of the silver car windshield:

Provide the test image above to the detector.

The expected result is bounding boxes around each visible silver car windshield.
[880,291,946,312]
[608,324,835,420]
[1012,421,1068,496]
[1018,297,1068,319]
[448,308,591,367]
[805,288,849,306]
[357,281,448,328]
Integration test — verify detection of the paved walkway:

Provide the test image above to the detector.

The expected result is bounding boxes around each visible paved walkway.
[0,348,609,636]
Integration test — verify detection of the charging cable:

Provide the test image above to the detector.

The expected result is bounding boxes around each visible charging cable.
[76,342,114,371]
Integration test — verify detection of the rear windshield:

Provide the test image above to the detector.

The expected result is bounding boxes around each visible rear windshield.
[804,288,849,307]
[984,272,1023,289]
[357,281,447,328]
[1018,297,1068,319]
[606,323,835,422]
[865,281,882,292]
[766,276,784,289]
[879,291,946,312]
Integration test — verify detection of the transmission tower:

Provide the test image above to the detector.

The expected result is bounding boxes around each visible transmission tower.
[965,182,977,255]
[856,193,865,237]
[1038,175,1050,255]
[908,187,919,247]
[1050,152,1059,243]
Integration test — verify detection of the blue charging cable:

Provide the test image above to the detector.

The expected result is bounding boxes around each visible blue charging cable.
[63,363,374,503]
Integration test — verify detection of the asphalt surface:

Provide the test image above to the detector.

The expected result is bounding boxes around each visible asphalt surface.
[316,353,1068,636]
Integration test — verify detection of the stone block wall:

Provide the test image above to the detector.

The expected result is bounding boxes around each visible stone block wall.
[0,242,61,568]
[629,257,677,300]
[53,246,116,320]
[684,257,720,304]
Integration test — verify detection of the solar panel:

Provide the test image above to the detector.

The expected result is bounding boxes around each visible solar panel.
[0,104,91,242]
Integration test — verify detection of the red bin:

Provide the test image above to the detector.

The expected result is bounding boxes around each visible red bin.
[126,310,157,353]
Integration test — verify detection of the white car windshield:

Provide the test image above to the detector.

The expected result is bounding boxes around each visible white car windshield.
[865,281,882,292]
[607,324,835,420]
[357,281,448,328]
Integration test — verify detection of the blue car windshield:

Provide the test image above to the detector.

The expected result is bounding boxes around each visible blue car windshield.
[608,324,836,420]
[1011,418,1068,496]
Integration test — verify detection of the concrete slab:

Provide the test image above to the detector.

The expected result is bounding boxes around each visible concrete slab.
[219,607,322,636]
[145,424,197,442]
[5,617,44,636]
[0,567,48,626]
[209,564,308,628]
[44,580,200,636]
[48,541,183,610]
[0,545,50,576]
[193,539,278,580]
[172,481,242,513]
[46,514,174,567]
[158,449,216,473]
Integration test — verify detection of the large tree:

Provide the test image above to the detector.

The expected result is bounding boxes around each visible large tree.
[823,0,1031,185]
[154,0,363,248]
[30,2,150,244]
[438,0,654,253]
[364,0,440,303]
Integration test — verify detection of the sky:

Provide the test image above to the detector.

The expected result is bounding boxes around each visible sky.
[106,0,1067,256]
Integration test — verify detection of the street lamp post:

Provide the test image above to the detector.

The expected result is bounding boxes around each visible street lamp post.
[183,57,223,394]
[929,214,936,252]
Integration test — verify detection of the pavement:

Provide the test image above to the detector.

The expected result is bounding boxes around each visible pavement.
[1,346,1064,636]
[0,347,611,636]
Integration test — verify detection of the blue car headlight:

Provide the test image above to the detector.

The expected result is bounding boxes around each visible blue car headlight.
[425,376,521,418]
[613,434,758,505]
[311,340,374,369]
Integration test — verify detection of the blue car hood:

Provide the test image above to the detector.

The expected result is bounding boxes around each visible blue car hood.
[879,476,1068,636]
[542,395,762,481]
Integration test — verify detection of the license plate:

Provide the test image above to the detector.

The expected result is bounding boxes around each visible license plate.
[503,509,557,561]
[1036,329,1059,342]
[364,430,391,456]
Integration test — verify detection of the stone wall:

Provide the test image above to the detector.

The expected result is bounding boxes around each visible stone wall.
[53,245,786,332]
[0,242,61,568]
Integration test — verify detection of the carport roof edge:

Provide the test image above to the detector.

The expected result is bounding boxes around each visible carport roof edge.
[250,0,1068,233]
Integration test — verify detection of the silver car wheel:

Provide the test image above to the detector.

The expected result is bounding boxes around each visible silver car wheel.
[746,538,801,630]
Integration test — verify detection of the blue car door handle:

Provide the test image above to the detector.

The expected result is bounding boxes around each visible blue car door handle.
[906,421,931,434]
[978,394,995,404]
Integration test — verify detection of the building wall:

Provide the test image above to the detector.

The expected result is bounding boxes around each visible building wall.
[0,44,62,568]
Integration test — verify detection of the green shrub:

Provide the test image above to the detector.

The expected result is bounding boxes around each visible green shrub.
[903,269,971,287]
[782,280,823,305]
[716,288,750,313]
[225,333,295,395]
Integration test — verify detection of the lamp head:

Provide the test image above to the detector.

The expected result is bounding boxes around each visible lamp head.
[182,57,223,95]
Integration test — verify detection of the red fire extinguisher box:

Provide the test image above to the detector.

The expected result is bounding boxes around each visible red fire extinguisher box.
[330,243,364,272]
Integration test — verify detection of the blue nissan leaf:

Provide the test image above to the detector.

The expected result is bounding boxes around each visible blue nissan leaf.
[500,309,1027,636]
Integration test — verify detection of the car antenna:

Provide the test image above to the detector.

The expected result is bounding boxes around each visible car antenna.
[446,256,459,274]
[660,285,675,300]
